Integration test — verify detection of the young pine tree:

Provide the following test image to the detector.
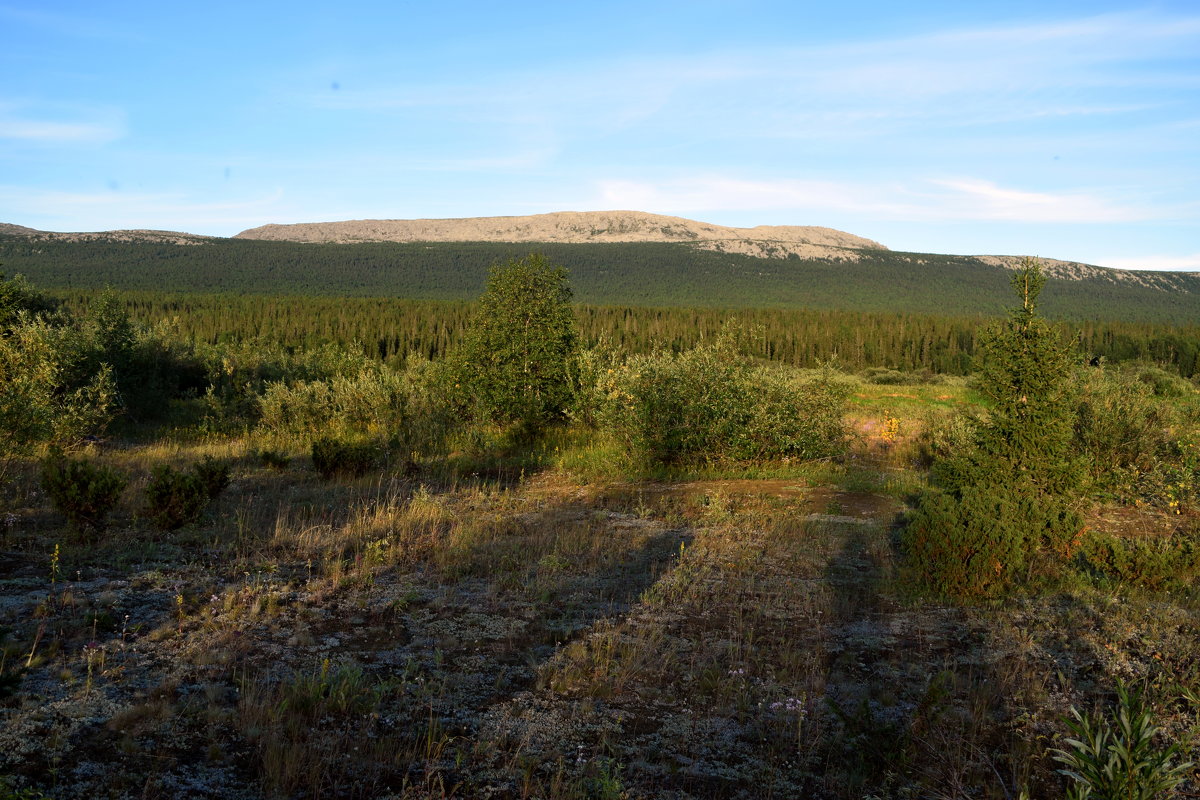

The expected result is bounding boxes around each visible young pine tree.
[905,259,1084,597]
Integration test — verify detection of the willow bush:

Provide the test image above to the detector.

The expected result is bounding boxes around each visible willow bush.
[595,336,850,468]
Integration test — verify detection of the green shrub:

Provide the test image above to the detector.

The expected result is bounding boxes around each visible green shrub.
[902,484,1081,598]
[1077,525,1200,591]
[1072,366,1199,508]
[40,453,127,532]
[1135,365,1194,399]
[1,320,117,472]
[860,367,942,386]
[253,448,290,470]
[596,338,849,467]
[193,455,231,499]
[199,340,376,431]
[143,465,209,531]
[311,437,380,480]
[1052,683,1192,800]
[257,360,452,458]
[905,261,1085,598]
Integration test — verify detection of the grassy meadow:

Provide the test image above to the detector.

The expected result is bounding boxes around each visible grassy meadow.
[1,263,1199,799]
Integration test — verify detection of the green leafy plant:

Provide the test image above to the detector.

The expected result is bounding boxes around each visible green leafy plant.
[311,437,380,479]
[1052,684,1192,800]
[0,775,53,800]
[596,335,849,467]
[40,452,127,533]
[1076,525,1200,591]
[143,465,209,531]
[193,455,231,499]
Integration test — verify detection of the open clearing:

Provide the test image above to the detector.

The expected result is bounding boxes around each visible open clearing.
[3,429,1198,799]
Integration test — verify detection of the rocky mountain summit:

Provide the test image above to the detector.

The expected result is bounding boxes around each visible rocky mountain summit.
[234,210,888,260]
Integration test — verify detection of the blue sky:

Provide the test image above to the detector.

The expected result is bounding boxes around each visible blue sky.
[2,1,1197,271]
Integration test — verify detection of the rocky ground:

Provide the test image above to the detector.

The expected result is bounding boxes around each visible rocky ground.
[1,460,1198,799]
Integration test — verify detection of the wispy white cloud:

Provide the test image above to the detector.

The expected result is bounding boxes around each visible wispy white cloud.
[596,176,1170,224]
[0,101,125,144]
[301,9,1200,143]
[925,179,1156,223]
[0,117,122,143]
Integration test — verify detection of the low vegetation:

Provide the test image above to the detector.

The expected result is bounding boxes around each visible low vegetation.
[0,263,1198,799]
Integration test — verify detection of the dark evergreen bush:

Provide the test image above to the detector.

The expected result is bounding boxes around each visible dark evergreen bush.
[904,485,1081,597]
[40,453,127,533]
[311,437,379,479]
[253,448,290,470]
[144,465,210,531]
[455,254,578,429]
[193,456,231,499]
[1077,525,1200,591]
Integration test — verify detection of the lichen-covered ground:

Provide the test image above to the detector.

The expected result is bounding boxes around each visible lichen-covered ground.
[2,454,1198,799]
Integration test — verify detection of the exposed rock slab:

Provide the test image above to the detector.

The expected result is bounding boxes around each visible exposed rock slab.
[234,210,888,261]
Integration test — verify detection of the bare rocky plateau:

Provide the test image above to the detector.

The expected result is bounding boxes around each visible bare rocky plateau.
[233,210,888,262]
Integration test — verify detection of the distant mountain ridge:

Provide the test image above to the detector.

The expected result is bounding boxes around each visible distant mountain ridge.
[0,223,212,245]
[2,212,1195,296]
[233,210,888,261]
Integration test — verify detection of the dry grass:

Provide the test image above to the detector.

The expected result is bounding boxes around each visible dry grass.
[0,422,1198,799]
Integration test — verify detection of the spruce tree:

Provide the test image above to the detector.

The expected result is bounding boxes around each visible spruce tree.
[457,254,578,428]
[905,259,1084,597]
[938,258,1083,497]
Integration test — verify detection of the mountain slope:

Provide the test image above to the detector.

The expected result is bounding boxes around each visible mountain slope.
[234,210,887,260]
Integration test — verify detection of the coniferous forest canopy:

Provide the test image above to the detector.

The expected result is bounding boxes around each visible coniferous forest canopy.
[3,235,1200,322]
[4,234,1200,377]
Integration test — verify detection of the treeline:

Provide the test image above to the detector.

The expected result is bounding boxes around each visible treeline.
[5,236,1199,324]
[51,290,1200,377]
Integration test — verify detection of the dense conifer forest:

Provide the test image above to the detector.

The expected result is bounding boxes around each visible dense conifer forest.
[48,291,1200,377]
[4,235,1199,323]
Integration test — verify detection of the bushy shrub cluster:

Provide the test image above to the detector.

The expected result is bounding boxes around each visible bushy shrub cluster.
[904,485,1081,597]
[1,279,207,472]
[199,340,376,430]
[143,457,230,531]
[1076,524,1200,591]
[256,357,452,467]
[1074,365,1199,511]
[40,452,127,533]
[860,366,946,386]
[1,321,118,467]
[594,337,850,467]
[311,437,381,479]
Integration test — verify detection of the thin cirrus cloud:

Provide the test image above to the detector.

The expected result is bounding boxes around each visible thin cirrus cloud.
[305,11,1199,141]
[596,177,1160,225]
[0,116,123,143]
